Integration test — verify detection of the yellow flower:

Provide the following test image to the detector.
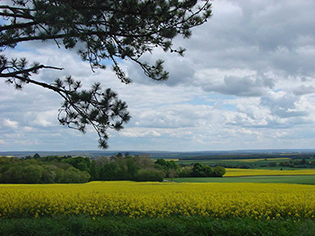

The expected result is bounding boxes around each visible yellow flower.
[0,181,314,220]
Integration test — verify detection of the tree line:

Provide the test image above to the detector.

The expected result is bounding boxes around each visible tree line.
[0,155,91,184]
[154,159,226,179]
[0,154,226,184]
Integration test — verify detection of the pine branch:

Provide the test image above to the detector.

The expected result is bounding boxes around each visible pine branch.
[0,0,212,149]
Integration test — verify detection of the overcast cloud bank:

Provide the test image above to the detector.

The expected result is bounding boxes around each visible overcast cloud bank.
[1,0,315,151]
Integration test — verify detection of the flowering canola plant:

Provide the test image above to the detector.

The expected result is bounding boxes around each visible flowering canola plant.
[0,182,314,220]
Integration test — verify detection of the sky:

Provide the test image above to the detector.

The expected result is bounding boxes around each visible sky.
[1,0,315,152]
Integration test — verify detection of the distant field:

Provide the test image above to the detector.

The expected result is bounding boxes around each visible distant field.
[225,168,315,177]
[163,158,179,162]
[171,176,315,185]
[176,158,314,168]
[203,157,292,163]
[224,157,291,162]
[170,168,315,185]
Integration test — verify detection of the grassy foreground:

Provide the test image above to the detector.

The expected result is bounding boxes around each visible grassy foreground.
[0,215,314,236]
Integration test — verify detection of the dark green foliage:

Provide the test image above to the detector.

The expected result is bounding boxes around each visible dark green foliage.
[155,159,168,169]
[0,215,314,236]
[33,153,41,159]
[213,166,226,177]
[61,156,91,172]
[0,0,212,149]
[1,165,24,183]
[0,154,162,183]
[99,162,119,180]
[238,164,251,169]
[56,80,131,149]
[133,169,164,182]
[41,165,58,183]
[279,159,311,168]
[134,154,153,169]
[178,167,190,177]
[0,156,90,184]
[125,152,131,158]
[92,154,160,181]
[89,160,100,181]
[190,163,225,177]
[22,165,44,183]
[154,159,225,178]
[191,162,206,177]
[155,159,179,177]
[126,157,141,179]
[204,165,214,176]
[58,167,90,183]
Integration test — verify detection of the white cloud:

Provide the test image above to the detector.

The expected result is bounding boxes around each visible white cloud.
[27,110,58,127]
[1,0,315,151]
[260,91,312,118]
[201,73,274,96]
[120,129,162,138]
[3,119,19,129]
[23,126,33,132]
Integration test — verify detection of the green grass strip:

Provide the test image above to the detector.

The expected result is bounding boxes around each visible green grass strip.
[0,215,314,236]
[169,175,315,184]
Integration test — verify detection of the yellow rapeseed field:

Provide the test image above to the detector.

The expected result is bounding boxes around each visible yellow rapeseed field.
[225,168,315,177]
[0,182,314,220]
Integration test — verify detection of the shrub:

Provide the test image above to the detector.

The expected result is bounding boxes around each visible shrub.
[213,166,226,177]
[22,165,44,183]
[58,167,90,183]
[133,169,164,182]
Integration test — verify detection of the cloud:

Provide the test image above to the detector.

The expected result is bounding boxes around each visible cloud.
[260,92,311,118]
[3,119,19,129]
[291,85,315,96]
[131,104,219,129]
[29,110,57,127]
[126,0,315,99]
[120,129,162,138]
[167,0,315,86]
[201,73,275,96]
[23,126,33,132]
[1,0,315,151]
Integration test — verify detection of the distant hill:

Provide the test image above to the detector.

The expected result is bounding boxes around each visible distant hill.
[1,149,315,159]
